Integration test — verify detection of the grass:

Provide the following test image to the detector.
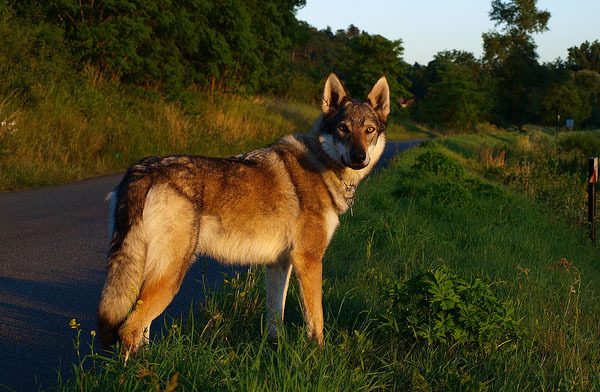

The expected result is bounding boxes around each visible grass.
[0,71,427,192]
[436,129,600,226]
[52,134,600,391]
[0,70,319,191]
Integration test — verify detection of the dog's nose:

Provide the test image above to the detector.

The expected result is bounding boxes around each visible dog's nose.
[350,150,367,164]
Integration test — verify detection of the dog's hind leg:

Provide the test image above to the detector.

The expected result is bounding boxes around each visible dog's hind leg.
[119,185,197,352]
[119,269,188,351]
[265,256,293,341]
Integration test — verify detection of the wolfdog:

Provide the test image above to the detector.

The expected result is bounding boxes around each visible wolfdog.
[98,73,390,351]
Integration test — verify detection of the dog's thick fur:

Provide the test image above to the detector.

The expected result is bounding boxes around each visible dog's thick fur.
[97,73,390,351]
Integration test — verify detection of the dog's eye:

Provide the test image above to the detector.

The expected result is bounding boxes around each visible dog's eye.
[337,124,349,133]
[366,126,376,133]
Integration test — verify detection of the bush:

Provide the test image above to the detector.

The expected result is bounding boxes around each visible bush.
[411,150,465,179]
[379,266,522,352]
[0,9,74,100]
[424,180,471,206]
[557,132,600,158]
[396,146,506,207]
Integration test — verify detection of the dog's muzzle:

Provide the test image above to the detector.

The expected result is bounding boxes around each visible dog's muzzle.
[343,151,369,170]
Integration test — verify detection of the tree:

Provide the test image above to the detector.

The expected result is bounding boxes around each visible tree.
[7,0,305,94]
[574,69,600,127]
[488,0,550,37]
[568,40,600,73]
[285,25,411,104]
[413,51,490,131]
[541,79,592,126]
[341,32,410,100]
[482,0,550,128]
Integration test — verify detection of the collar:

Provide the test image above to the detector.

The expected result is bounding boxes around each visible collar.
[337,176,357,216]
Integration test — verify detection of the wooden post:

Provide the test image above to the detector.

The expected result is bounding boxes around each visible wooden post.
[589,157,598,245]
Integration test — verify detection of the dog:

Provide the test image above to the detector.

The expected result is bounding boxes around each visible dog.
[97,73,390,352]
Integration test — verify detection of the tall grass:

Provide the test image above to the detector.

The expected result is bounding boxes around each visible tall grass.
[0,66,425,192]
[52,138,600,391]
[437,130,600,227]
[0,67,320,191]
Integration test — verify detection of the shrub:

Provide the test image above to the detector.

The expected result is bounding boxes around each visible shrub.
[411,150,465,179]
[463,177,506,200]
[0,9,74,100]
[557,132,600,158]
[379,266,522,352]
[424,180,471,206]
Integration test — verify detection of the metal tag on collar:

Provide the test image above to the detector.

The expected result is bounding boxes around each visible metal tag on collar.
[341,179,357,216]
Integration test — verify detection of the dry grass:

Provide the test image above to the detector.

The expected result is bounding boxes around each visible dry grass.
[1,75,431,192]
[0,78,323,191]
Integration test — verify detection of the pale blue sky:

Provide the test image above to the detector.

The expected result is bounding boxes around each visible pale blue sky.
[296,0,600,65]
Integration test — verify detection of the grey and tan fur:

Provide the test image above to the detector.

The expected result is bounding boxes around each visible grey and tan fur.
[97,73,390,351]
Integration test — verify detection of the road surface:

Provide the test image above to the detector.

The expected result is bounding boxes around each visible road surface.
[0,139,424,391]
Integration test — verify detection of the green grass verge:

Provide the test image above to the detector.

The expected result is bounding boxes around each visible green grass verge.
[54,137,600,391]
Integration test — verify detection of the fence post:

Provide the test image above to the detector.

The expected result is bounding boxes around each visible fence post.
[589,157,598,245]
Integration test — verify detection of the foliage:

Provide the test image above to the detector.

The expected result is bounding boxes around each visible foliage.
[399,146,506,208]
[574,70,600,127]
[410,149,465,179]
[285,24,411,103]
[3,0,600,129]
[0,79,322,191]
[341,32,411,101]
[7,0,305,94]
[568,40,600,73]
[541,78,593,126]
[438,131,595,227]
[412,51,491,131]
[482,0,551,128]
[488,0,550,37]
[557,131,600,158]
[0,6,74,99]
[380,266,522,351]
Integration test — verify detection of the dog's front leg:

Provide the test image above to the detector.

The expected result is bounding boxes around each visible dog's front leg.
[291,250,324,345]
[265,257,293,342]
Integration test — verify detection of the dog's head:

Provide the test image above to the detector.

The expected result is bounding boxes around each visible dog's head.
[319,73,390,170]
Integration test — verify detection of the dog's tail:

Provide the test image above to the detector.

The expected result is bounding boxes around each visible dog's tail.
[97,182,149,348]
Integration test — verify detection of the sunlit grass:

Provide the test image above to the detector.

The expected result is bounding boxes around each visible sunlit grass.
[0,75,428,191]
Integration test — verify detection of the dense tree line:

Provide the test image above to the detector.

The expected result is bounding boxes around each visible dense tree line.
[4,0,305,94]
[1,0,599,130]
[409,0,600,130]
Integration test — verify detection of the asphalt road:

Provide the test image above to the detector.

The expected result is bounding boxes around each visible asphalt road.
[0,139,424,391]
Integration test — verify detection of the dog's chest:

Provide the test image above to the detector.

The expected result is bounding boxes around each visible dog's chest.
[195,215,292,265]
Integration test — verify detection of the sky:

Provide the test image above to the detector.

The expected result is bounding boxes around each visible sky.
[296,0,600,65]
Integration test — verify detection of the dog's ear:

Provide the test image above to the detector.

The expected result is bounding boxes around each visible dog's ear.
[322,73,348,114]
[366,76,390,121]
